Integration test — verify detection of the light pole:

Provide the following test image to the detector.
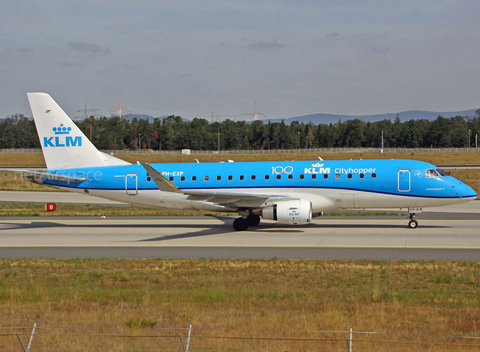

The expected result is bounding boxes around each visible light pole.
[217,132,220,153]
[469,129,471,148]
[138,134,141,150]
[381,130,384,153]
[297,132,300,152]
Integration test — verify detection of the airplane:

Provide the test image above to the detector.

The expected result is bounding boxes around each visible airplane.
[11,93,477,231]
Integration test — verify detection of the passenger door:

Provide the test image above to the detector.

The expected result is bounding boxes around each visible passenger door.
[398,169,411,192]
[125,173,138,195]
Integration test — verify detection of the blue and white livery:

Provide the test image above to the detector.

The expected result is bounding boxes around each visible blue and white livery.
[15,93,477,230]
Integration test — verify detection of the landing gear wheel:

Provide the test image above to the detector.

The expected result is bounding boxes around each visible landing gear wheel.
[408,219,418,229]
[407,212,419,229]
[233,217,249,231]
[246,214,261,227]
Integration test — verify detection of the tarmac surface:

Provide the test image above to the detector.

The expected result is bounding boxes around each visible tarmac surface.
[0,191,479,260]
[1,214,479,260]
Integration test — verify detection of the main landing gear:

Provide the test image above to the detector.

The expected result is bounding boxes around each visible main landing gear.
[233,214,260,231]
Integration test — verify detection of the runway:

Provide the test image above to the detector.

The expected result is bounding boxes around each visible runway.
[1,213,479,260]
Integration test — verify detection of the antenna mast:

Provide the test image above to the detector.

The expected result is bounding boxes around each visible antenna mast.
[76,103,101,120]
[109,99,131,118]
[249,101,266,121]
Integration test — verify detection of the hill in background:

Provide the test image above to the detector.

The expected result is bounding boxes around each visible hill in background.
[6,109,474,124]
[266,109,479,125]
[122,109,478,124]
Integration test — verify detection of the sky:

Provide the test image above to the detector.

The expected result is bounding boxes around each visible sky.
[1,0,480,120]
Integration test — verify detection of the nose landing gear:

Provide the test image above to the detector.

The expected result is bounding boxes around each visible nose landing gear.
[407,207,422,229]
[408,216,418,228]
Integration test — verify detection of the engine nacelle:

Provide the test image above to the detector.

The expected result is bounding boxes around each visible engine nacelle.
[261,199,312,225]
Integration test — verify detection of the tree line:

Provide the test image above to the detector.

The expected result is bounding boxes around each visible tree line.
[1,111,479,150]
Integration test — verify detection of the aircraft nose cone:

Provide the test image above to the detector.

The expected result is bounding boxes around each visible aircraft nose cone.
[456,181,477,200]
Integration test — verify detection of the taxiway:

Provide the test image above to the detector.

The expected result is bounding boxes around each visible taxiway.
[0,213,479,260]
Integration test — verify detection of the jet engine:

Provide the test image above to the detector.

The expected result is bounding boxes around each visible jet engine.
[261,199,312,225]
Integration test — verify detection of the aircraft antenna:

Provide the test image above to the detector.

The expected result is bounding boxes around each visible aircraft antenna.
[249,101,266,121]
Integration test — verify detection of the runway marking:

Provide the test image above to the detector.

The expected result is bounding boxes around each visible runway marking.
[1,219,479,224]
[1,219,479,225]
[2,245,480,249]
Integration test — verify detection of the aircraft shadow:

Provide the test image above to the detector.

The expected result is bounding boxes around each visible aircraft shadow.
[0,218,450,244]
[0,219,305,242]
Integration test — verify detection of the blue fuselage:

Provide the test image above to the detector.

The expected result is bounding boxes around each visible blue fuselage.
[43,159,476,212]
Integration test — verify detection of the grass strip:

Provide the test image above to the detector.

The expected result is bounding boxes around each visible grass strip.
[0,259,479,345]
[1,150,480,167]
[0,203,235,217]
[0,203,401,217]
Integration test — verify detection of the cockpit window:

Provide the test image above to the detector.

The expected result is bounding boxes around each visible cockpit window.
[426,169,439,178]
[436,168,450,177]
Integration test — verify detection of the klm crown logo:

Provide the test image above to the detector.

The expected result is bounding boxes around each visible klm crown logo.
[44,124,82,148]
[53,124,72,135]
[304,162,330,175]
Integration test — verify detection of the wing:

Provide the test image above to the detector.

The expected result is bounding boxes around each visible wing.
[141,162,291,208]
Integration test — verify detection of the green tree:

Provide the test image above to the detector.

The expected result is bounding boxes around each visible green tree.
[401,120,421,148]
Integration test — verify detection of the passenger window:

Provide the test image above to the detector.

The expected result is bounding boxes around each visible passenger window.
[228,175,233,181]
[180,176,185,181]
[251,175,256,180]
[347,174,352,179]
[323,174,328,179]
[311,174,316,179]
[239,175,244,180]
[359,173,364,179]
[169,176,174,181]
[335,174,340,179]
[216,176,221,181]
[371,173,376,179]
[265,175,270,180]
[204,176,209,181]
[288,174,293,180]
[146,176,151,182]
[300,174,305,180]
[276,175,281,180]
[192,176,197,181]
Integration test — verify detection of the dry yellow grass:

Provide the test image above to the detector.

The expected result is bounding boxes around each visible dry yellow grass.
[0,152,46,166]
[1,150,480,166]
[1,259,479,351]
[0,171,61,191]
[0,203,233,217]
[114,150,480,165]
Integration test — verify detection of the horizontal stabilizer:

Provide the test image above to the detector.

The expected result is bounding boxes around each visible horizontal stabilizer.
[8,169,87,184]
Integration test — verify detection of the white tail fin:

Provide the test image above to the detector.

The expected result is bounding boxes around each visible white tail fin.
[28,93,130,170]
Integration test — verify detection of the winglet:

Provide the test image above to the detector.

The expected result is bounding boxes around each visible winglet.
[140,162,181,193]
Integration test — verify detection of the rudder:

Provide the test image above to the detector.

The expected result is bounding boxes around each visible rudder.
[28,93,130,170]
